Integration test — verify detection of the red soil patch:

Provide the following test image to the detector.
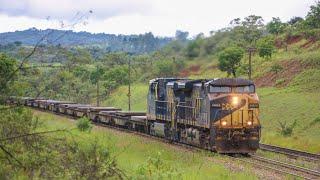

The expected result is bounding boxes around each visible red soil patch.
[274,38,283,48]
[286,35,302,45]
[207,64,218,69]
[254,60,305,88]
[300,38,317,49]
[179,65,201,77]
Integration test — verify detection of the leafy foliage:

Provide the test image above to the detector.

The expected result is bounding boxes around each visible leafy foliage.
[0,107,122,179]
[0,53,17,98]
[136,151,181,179]
[218,46,244,77]
[77,117,93,132]
[257,36,275,59]
[304,1,320,29]
[277,119,298,136]
[266,17,287,35]
[270,64,283,73]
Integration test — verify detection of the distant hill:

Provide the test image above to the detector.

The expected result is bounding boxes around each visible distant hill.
[0,28,173,54]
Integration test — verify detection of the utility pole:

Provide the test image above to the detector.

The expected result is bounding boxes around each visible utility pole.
[247,47,256,80]
[96,80,100,107]
[128,57,131,111]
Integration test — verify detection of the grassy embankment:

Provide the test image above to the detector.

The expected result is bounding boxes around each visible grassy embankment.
[103,39,320,153]
[34,110,257,179]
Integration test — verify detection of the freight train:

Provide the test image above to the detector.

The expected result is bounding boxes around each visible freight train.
[6,78,261,154]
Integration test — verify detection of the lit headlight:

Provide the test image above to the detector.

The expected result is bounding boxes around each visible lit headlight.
[232,96,239,106]
[247,121,252,126]
[221,121,227,126]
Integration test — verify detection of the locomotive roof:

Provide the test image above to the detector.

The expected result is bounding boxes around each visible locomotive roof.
[210,78,254,87]
[149,77,188,83]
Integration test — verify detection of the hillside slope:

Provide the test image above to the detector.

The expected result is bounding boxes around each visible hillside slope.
[104,38,320,153]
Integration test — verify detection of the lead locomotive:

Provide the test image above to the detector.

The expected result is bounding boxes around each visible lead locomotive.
[147,78,261,153]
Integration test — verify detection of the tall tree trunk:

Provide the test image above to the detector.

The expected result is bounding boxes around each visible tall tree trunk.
[232,69,236,77]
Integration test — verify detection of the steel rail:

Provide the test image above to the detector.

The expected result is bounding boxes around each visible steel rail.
[251,155,320,178]
[232,156,313,180]
[259,143,320,161]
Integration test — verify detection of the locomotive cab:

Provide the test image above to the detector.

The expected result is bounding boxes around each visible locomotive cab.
[208,79,261,153]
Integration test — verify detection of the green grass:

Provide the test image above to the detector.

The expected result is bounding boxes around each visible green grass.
[290,69,320,91]
[102,83,148,111]
[33,110,257,179]
[258,87,320,153]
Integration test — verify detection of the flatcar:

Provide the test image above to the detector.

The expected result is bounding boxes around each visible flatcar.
[146,78,260,153]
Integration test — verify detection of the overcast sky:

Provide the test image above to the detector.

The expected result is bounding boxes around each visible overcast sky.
[0,0,316,37]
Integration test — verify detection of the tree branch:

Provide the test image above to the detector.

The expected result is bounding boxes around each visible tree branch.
[0,129,68,142]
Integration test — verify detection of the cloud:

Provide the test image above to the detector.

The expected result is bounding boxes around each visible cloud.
[0,0,316,36]
[0,0,152,20]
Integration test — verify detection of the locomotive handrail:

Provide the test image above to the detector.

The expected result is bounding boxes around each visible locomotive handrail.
[176,105,195,108]
[154,100,168,103]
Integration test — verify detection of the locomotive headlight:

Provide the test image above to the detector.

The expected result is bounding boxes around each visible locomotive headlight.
[221,121,227,126]
[232,96,239,106]
[247,121,252,126]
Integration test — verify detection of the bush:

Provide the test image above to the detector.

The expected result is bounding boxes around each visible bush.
[135,151,181,179]
[76,117,93,132]
[270,64,283,73]
[275,78,286,86]
[277,119,298,136]
[0,108,122,179]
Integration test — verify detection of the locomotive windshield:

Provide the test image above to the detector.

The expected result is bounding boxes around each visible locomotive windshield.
[209,85,255,93]
[209,86,231,93]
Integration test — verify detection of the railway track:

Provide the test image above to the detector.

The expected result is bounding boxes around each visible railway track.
[94,120,320,179]
[259,143,320,161]
[33,109,320,179]
[233,155,320,180]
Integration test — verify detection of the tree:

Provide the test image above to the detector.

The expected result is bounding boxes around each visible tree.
[266,17,287,35]
[288,17,303,25]
[65,48,93,70]
[185,41,200,58]
[154,60,176,77]
[230,15,264,45]
[101,52,128,67]
[257,36,275,59]
[305,1,320,29]
[90,65,105,106]
[175,30,189,41]
[218,46,244,77]
[0,53,17,99]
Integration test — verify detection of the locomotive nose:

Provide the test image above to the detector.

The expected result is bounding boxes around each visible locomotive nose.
[211,94,254,127]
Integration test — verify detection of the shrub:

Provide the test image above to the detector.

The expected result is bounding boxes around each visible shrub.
[77,117,93,132]
[275,78,286,86]
[270,64,283,73]
[277,119,297,136]
[135,151,181,179]
[0,108,122,179]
